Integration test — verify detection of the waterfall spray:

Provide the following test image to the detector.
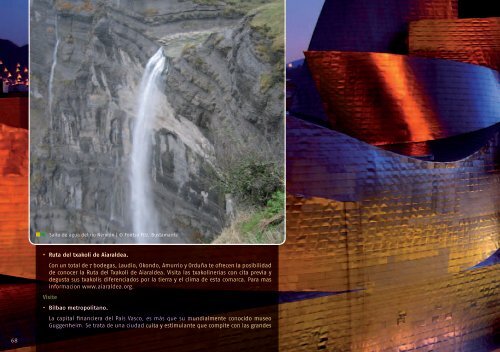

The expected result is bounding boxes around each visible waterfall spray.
[48,15,59,114]
[130,48,167,243]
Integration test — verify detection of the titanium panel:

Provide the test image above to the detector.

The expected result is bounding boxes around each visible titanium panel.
[305,51,500,146]
[284,0,500,350]
[279,267,499,351]
[309,0,458,54]
[284,116,499,289]
[410,18,500,71]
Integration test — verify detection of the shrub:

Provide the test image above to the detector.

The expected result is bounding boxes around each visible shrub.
[221,155,283,207]
[265,189,284,216]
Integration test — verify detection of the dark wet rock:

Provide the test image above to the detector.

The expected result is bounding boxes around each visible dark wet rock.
[30,0,283,243]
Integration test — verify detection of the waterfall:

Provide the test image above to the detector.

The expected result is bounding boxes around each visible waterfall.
[130,48,166,243]
[48,15,59,114]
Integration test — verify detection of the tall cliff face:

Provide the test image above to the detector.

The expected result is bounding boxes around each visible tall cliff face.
[30,0,283,243]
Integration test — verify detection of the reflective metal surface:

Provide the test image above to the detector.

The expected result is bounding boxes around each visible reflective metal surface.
[287,63,330,126]
[279,263,498,351]
[285,115,498,280]
[304,51,500,147]
[282,115,500,351]
[285,0,500,350]
[309,0,458,53]
[410,18,500,71]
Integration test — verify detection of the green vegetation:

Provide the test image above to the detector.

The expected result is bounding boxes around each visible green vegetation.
[220,153,283,207]
[265,189,285,217]
[213,153,284,244]
[189,0,284,93]
[194,0,284,243]
[250,0,284,92]
[259,73,273,92]
[240,190,284,242]
[250,1,284,55]
[213,190,284,244]
[240,190,284,233]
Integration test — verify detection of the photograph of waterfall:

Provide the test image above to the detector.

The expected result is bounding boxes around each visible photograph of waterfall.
[30,0,284,244]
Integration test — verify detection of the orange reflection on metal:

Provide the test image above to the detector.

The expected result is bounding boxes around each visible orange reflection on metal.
[371,53,434,143]
[410,18,500,71]
[304,50,499,152]
[0,124,32,279]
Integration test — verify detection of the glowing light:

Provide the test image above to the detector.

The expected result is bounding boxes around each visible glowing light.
[371,53,433,142]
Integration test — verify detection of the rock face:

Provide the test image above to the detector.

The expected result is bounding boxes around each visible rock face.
[30,0,283,243]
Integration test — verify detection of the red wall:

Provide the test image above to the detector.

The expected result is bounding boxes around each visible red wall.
[0,96,28,129]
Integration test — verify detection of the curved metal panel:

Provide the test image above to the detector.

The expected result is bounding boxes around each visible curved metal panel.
[468,249,499,270]
[284,0,500,350]
[380,123,500,161]
[304,51,500,146]
[309,0,457,54]
[410,18,500,71]
[286,115,499,283]
[287,116,500,202]
[287,63,330,126]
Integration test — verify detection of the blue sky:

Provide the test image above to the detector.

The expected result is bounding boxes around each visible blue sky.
[287,0,324,62]
[0,0,29,46]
